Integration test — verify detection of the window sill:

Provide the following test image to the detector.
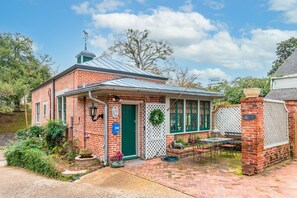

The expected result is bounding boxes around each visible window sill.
[169,130,211,135]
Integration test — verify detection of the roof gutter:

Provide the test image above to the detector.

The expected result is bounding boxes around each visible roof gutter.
[88,91,108,166]
[63,85,225,98]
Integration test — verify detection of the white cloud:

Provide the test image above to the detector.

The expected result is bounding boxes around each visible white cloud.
[268,0,297,23]
[179,0,194,12]
[204,0,224,10]
[95,0,124,13]
[71,0,124,14]
[89,8,297,70]
[90,34,111,50]
[72,5,297,72]
[193,68,231,82]
[71,1,91,15]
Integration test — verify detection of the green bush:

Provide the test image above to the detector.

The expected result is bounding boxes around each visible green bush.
[61,140,79,161]
[4,138,61,178]
[28,125,44,137]
[16,125,44,140]
[44,120,66,149]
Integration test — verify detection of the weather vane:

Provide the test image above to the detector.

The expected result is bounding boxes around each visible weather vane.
[83,30,88,50]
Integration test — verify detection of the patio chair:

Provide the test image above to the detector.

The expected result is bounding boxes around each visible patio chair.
[221,143,237,157]
[192,141,211,163]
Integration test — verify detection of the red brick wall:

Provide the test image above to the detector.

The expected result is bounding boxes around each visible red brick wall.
[70,95,164,160]
[77,69,166,87]
[241,97,265,175]
[31,66,167,161]
[263,144,290,167]
[285,101,297,158]
[241,97,291,176]
[31,82,52,125]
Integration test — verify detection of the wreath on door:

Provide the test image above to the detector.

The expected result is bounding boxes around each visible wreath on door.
[149,109,165,126]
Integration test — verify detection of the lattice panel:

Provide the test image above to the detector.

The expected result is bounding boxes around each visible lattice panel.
[214,105,241,134]
[143,103,166,159]
[264,100,288,148]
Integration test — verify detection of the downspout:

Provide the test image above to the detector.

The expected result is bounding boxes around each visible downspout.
[88,91,108,166]
[52,79,56,119]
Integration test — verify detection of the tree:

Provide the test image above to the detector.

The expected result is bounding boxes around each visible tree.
[103,29,173,73]
[0,33,53,112]
[167,65,203,89]
[268,37,297,76]
[208,77,270,104]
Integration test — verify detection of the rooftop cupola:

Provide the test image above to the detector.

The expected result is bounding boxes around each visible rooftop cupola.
[76,30,96,63]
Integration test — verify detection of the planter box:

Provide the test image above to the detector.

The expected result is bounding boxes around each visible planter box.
[166,147,194,159]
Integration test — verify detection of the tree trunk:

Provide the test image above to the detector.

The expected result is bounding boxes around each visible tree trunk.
[14,100,21,112]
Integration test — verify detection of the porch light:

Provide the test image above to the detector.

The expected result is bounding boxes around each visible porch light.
[112,95,121,102]
[89,103,104,121]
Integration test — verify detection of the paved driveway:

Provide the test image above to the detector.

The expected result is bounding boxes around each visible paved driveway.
[0,150,189,198]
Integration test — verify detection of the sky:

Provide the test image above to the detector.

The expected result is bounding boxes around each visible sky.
[1,0,297,84]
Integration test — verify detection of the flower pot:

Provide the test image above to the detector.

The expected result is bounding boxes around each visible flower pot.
[243,88,261,98]
[79,148,93,158]
[111,160,125,168]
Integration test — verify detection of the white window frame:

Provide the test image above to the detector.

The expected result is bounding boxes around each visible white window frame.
[36,102,40,123]
[57,96,66,123]
[43,102,47,117]
[168,98,212,135]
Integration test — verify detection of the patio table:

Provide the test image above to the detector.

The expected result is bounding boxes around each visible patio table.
[199,137,233,143]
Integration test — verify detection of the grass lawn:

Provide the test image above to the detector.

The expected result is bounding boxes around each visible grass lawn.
[0,112,31,133]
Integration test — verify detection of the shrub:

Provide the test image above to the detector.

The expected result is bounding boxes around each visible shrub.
[15,125,44,140]
[44,120,66,149]
[28,125,44,137]
[4,138,62,178]
[15,129,28,140]
[176,138,188,146]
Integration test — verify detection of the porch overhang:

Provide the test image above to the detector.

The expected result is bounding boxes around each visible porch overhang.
[61,78,225,99]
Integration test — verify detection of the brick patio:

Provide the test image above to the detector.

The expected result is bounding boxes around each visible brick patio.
[122,157,297,198]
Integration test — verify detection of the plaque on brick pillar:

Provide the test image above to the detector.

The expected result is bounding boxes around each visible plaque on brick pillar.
[242,114,256,120]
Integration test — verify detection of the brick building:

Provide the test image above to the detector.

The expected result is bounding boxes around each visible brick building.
[31,49,223,164]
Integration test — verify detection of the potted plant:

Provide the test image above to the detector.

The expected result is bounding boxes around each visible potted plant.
[243,88,261,98]
[110,151,124,168]
[243,78,261,98]
[79,148,93,158]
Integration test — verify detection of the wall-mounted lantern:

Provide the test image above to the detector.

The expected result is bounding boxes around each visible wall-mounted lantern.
[112,95,121,102]
[89,103,104,121]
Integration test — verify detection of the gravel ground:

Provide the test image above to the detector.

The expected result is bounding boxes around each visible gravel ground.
[0,132,14,146]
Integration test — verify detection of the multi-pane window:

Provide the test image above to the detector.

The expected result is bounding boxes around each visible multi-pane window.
[170,99,184,133]
[186,100,198,131]
[200,101,210,130]
[58,97,66,123]
[43,103,47,116]
[36,103,40,123]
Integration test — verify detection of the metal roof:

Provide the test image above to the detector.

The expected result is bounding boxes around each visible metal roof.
[63,78,224,98]
[265,88,297,101]
[31,57,168,92]
[80,57,167,80]
[274,49,297,76]
[75,50,96,58]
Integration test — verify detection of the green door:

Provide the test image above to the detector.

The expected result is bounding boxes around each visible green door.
[122,105,136,157]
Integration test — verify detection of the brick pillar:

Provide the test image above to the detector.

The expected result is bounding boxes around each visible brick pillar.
[285,101,297,158]
[241,97,265,175]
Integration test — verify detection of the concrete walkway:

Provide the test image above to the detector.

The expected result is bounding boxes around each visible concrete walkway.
[0,150,189,198]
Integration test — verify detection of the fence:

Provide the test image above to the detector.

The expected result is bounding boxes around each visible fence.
[213,105,241,134]
[264,99,289,148]
[143,103,166,159]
